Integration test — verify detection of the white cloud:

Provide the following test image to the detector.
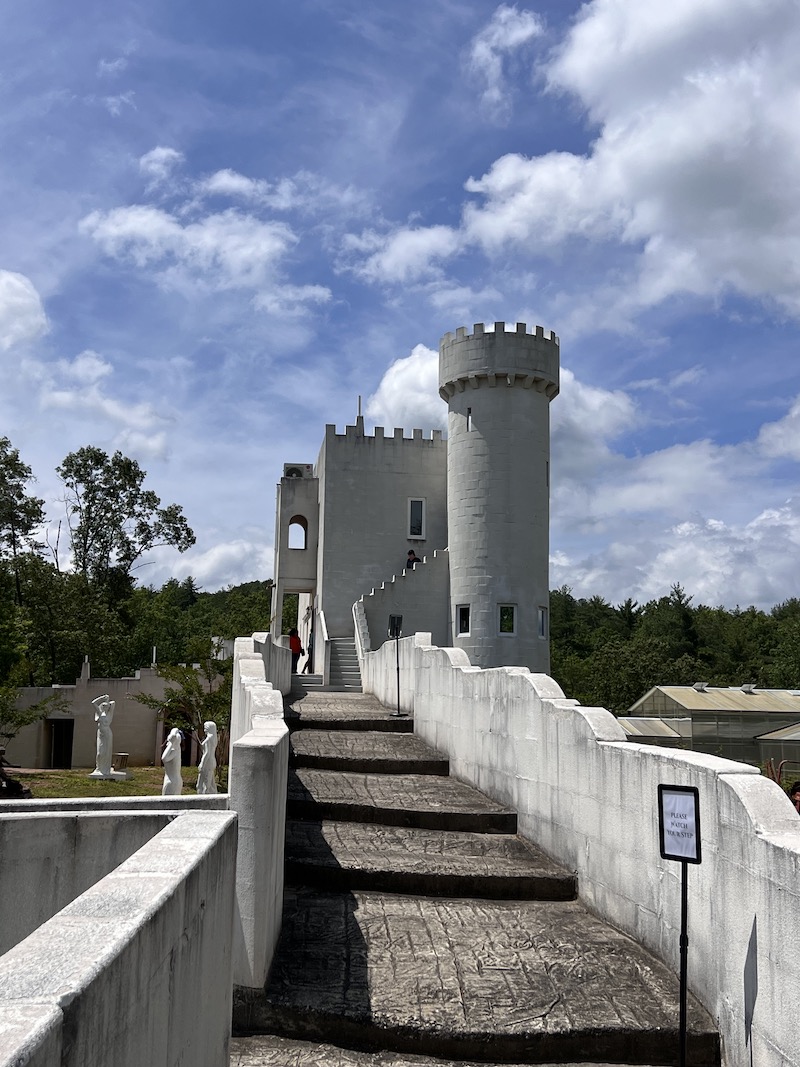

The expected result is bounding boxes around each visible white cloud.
[366,344,444,431]
[98,91,136,116]
[139,147,185,187]
[467,5,544,123]
[0,271,48,352]
[757,396,800,461]
[97,57,128,78]
[199,169,271,201]
[195,168,370,218]
[348,226,460,284]
[551,368,636,478]
[40,351,171,459]
[547,374,800,608]
[551,499,800,609]
[80,205,331,310]
[56,349,112,384]
[143,538,274,591]
[425,281,504,321]
[345,0,800,324]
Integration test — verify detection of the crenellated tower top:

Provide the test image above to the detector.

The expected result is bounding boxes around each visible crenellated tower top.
[439,321,559,402]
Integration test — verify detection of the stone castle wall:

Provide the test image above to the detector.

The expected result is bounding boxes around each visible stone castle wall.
[354,547,450,653]
[360,634,800,1067]
[316,421,447,635]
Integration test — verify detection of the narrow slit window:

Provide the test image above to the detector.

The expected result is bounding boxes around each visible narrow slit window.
[408,498,426,538]
[538,606,548,639]
[499,604,516,635]
[457,605,470,635]
[466,407,472,431]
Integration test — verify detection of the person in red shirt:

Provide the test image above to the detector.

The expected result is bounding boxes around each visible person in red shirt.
[289,628,303,673]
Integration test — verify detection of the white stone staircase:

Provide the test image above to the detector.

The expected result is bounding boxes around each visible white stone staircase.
[327,636,362,691]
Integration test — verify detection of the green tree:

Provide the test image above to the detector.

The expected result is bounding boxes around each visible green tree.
[0,437,45,606]
[637,584,700,660]
[186,580,272,641]
[765,618,800,689]
[614,597,642,638]
[56,447,195,600]
[14,554,130,684]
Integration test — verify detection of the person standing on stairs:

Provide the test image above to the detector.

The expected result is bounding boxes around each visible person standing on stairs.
[289,628,304,673]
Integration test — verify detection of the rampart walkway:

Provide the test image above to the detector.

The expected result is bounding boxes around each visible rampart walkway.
[231,691,719,1067]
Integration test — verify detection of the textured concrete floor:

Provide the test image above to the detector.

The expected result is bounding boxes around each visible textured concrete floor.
[233,687,719,1067]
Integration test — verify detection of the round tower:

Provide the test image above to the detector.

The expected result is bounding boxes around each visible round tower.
[439,321,559,672]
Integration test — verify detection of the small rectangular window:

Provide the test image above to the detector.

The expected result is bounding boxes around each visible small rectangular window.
[466,407,472,431]
[408,498,426,538]
[499,604,516,635]
[457,605,470,635]
[538,606,548,639]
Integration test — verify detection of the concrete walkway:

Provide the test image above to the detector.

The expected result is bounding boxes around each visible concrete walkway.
[232,691,719,1067]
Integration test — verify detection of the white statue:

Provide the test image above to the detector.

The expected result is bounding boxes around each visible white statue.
[161,728,183,796]
[91,695,115,776]
[196,721,218,794]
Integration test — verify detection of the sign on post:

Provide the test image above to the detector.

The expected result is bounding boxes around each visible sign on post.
[657,783,701,1067]
[658,785,701,864]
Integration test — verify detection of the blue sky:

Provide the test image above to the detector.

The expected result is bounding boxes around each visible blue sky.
[2,0,800,609]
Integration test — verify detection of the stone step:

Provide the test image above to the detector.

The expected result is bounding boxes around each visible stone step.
[287,768,517,833]
[230,1033,669,1067]
[290,731,449,775]
[317,685,364,694]
[284,696,413,733]
[288,712,411,732]
[233,888,720,1067]
[284,819,576,900]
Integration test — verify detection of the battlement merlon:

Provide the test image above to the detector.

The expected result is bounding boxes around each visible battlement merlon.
[324,423,445,443]
[438,321,560,402]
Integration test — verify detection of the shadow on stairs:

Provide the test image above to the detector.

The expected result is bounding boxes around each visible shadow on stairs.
[232,692,719,1067]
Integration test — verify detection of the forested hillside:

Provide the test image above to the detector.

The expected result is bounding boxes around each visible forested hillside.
[550,585,800,713]
[1,568,273,686]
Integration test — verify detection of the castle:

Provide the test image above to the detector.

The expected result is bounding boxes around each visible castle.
[4,320,800,1067]
[271,321,560,674]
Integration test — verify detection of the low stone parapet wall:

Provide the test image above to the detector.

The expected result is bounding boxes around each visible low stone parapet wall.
[0,811,237,1067]
[231,634,287,742]
[362,637,800,1067]
[0,810,182,957]
[229,638,289,987]
[0,794,227,815]
[359,631,430,712]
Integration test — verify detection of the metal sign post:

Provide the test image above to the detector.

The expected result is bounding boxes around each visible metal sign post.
[387,615,406,718]
[657,784,701,1067]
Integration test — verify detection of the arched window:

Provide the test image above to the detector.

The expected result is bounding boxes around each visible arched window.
[288,515,308,550]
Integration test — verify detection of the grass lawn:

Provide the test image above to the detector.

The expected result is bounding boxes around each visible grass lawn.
[13,765,228,799]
